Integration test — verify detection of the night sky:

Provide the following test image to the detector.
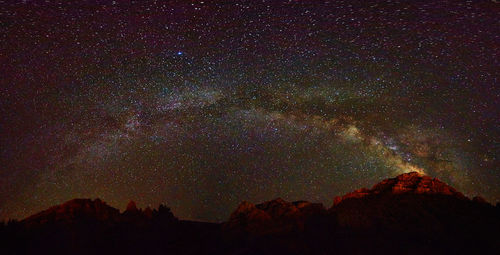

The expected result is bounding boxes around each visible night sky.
[1,0,499,222]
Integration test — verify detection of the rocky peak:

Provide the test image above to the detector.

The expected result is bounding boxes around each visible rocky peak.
[126,200,139,212]
[23,198,120,225]
[233,201,257,213]
[332,172,466,207]
[143,207,153,218]
[21,198,180,227]
[255,198,299,219]
[333,188,371,206]
[229,201,271,222]
[227,198,327,233]
[153,204,177,222]
[372,172,464,196]
[292,201,327,217]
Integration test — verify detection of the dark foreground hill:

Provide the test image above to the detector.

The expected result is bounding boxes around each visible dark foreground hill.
[1,172,499,255]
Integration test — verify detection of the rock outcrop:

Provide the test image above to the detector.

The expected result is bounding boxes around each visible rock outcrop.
[22,198,120,226]
[125,200,139,212]
[22,199,177,227]
[226,198,326,233]
[329,172,498,236]
[371,171,465,196]
[332,171,466,206]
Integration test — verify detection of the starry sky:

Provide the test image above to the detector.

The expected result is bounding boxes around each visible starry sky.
[0,0,499,222]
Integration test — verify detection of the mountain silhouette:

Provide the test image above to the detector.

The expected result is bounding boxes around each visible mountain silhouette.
[1,172,498,255]
[22,198,120,226]
[226,198,327,234]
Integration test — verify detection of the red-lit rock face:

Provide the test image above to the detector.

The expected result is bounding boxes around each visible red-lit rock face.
[333,188,371,206]
[332,172,466,207]
[371,172,463,196]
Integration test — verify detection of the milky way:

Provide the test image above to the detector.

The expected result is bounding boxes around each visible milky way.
[1,0,499,222]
